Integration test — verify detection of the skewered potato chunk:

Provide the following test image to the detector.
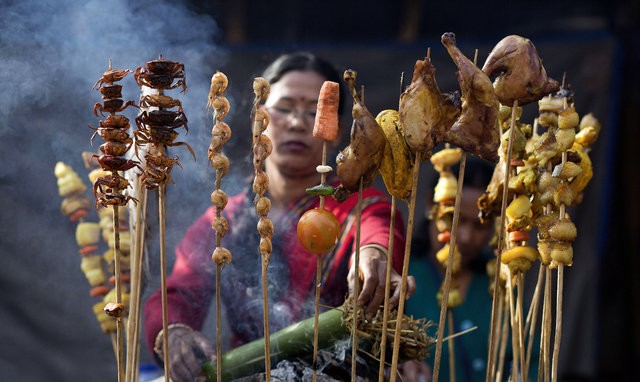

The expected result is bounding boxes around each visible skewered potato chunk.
[501,245,539,273]
[76,222,101,247]
[434,172,457,203]
[435,244,461,274]
[505,195,531,220]
[55,162,87,196]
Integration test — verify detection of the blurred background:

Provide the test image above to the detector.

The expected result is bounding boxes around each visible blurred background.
[0,0,637,380]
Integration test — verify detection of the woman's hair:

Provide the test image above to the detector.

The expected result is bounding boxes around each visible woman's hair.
[261,52,346,116]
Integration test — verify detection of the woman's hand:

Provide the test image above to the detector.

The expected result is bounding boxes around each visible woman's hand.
[156,325,216,382]
[348,245,416,320]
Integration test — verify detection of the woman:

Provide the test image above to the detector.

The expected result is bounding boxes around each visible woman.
[144,52,414,381]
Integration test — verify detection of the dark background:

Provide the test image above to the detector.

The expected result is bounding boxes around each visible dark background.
[0,0,637,381]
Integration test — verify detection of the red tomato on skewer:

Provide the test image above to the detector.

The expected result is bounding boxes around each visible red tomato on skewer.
[297,208,340,254]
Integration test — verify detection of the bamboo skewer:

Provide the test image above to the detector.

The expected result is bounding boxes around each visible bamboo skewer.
[377,71,404,382]
[447,310,456,382]
[524,264,544,377]
[351,176,363,382]
[506,271,520,382]
[207,71,232,382]
[486,100,519,381]
[495,288,509,382]
[551,264,564,382]
[311,141,330,382]
[377,195,396,382]
[158,186,170,382]
[112,204,126,382]
[125,185,148,382]
[489,283,503,381]
[541,265,552,382]
[433,47,479,382]
[551,149,568,382]
[517,272,527,382]
[432,152,466,382]
[250,77,272,380]
[390,150,422,382]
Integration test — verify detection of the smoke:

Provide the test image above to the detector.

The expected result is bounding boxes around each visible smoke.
[0,1,237,377]
[0,0,239,226]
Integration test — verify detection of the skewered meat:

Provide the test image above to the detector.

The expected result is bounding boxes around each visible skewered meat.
[399,55,460,155]
[482,35,559,105]
[335,70,387,194]
[441,32,500,162]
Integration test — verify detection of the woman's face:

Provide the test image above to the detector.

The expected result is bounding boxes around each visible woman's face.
[263,70,327,179]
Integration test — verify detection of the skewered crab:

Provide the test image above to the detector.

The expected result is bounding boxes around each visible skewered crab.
[95,192,138,208]
[92,68,132,89]
[139,94,183,111]
[134,59,187,93]
[93,99,137,117]
[93,154,141,172]
[135,110,189,131]
[134,127,195,160]
[93,173,131,195]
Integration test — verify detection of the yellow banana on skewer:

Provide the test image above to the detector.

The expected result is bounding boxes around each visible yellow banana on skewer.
[375,109,414,200]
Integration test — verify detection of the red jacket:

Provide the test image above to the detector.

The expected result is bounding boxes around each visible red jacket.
[144,186,405,353]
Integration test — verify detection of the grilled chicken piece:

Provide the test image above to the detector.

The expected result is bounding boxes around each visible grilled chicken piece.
[399,55,460,155]
[482,35,559,106]
[441,32,500,162]
[335,70,386,196]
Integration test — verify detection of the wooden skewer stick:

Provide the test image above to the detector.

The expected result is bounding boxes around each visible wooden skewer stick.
[551,146,569,382]
[524,264,544,377]
[551,264,564,382]
[537,155,555,382]
[432,153,467,382]
[517,272,527,382]
[486,100,519,381]
[390,47,429,382]
[377,194,396,382]
[208,73,231,382]
[158,186,170,382]
[550,92,571,382]
[215,264,223,381]
[125,185,148,382]
[447,310,456,382]
[377,70,404,382]
[389,150,422,382]
[112,204,126,382]
[506,270,520,382]
[495,293,510,382]
[250,78,272,380]
[350,176,364,382]
[540,264,552,382]
[111,332,118,361]
[311,141,330,382]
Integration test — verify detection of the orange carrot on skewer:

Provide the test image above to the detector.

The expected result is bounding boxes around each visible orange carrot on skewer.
[299,80,341,382]
[313,81,340,142]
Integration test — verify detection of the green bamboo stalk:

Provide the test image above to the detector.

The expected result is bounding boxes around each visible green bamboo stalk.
[202,308,346,381]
